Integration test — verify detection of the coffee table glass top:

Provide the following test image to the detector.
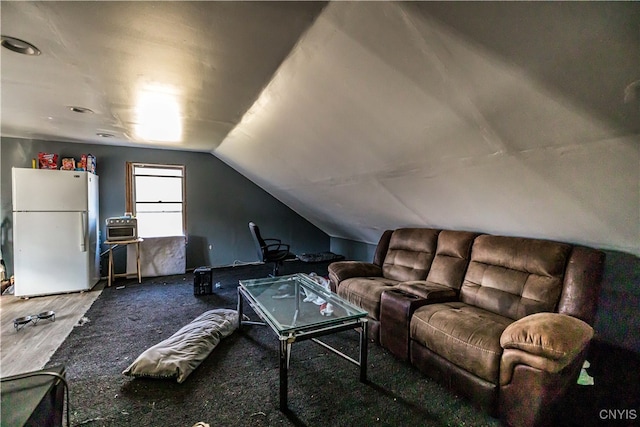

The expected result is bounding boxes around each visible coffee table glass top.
[238,273,367,334]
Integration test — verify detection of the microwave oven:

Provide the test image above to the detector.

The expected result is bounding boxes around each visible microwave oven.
[106,217,138,241]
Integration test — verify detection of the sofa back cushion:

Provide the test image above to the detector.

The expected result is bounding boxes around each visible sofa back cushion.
[460,235,572,320]
[382,228,439,282]
[426,230,478,291]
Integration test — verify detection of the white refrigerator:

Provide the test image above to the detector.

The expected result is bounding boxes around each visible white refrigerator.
[12,168,100,297]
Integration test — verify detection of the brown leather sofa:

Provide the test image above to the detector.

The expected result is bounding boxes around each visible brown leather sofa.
[328,228,605,427]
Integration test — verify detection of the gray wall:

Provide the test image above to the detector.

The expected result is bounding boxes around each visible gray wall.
[1,137,329,274]
[330,236,376,263]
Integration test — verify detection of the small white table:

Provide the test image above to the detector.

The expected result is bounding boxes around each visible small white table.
[104,238,144,287]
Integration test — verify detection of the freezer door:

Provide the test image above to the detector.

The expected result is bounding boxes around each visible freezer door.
[13,211,96,297]
[12,168,89,212]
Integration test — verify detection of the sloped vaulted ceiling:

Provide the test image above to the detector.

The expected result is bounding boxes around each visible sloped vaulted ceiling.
[214,1,640,255]
[1,2,639,256]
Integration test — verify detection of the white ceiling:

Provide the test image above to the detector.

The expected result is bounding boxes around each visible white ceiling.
[2,2,639,255]
[1,1,325,150]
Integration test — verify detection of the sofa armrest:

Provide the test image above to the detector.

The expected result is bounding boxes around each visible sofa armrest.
[328,261,382,292]
[499,312,593,426]
[395,281,458,301]
[499,312,593,385]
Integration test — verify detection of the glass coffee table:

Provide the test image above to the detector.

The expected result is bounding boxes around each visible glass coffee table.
[237,273,369,410]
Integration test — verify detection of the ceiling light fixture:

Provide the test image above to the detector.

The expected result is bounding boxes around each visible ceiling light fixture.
[1,35,41,56]
[68,106,94,114]
[96,132,115,138]
[135,84,182,143]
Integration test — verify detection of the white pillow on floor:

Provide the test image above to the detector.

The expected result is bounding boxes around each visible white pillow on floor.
[123,308,238,383]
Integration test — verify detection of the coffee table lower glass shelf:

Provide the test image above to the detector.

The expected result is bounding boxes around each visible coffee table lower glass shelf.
[237,273,369,410]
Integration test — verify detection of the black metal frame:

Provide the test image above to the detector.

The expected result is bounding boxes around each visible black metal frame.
[1,367,70,427]
[237,284,368,411]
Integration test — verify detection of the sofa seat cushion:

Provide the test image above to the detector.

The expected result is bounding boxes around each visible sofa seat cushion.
[411,302,513,383]
[338,277,399,320]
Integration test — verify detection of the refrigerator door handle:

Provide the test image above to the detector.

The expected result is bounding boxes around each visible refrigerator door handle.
[80,212,87,252]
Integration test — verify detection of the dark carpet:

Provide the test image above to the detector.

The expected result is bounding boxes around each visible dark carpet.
[45,261,638,427]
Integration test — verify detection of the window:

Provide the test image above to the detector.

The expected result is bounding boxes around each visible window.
[126,163,186,238]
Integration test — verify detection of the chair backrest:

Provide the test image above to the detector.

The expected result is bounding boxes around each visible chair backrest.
[248,222,266,262]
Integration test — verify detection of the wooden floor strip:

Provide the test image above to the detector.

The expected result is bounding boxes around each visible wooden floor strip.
[0,282,105,377]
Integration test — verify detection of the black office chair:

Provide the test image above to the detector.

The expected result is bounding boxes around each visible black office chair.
[248,221,296,276]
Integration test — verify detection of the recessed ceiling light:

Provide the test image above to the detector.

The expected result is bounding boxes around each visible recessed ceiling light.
[68,106,94,114]
[1,35,41,56]
[96,132,115,138]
